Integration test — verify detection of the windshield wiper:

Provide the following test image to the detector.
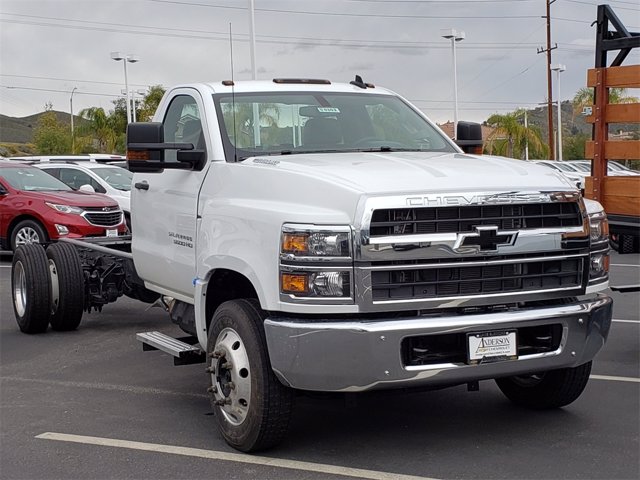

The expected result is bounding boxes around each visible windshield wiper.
[356,147,425,153]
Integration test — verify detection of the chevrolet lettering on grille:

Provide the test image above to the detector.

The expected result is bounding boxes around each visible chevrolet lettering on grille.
[453,226,518,253]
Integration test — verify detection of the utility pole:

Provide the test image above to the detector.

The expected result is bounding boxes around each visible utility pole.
[537,0,557,160]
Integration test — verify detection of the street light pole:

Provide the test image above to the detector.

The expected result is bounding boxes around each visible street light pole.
[111,52,139,124]
[70,87,77,153]
[552,64,566,161]
[441,28,465,140]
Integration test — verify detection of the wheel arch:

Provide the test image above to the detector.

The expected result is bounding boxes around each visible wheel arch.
[204,268,260,328]
[7,214,50,242]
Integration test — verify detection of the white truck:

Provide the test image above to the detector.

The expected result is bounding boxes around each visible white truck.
[11,77,613,452]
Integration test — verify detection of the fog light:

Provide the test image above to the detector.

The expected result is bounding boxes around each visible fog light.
[55,224,69,235]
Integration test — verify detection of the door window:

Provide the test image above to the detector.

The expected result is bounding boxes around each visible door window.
[163,95,204,163]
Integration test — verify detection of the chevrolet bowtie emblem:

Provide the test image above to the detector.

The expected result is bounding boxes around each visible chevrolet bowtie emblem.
[454,226,518,253]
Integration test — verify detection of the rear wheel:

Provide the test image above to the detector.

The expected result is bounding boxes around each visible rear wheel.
[12,244,51,334]
[496,361,592,409]
[46,243,85,331]
[207,299,294,452]
[11,219,48,251]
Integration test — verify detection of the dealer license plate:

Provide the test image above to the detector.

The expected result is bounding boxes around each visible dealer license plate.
[106,229,118,237]
[468,330,517,364]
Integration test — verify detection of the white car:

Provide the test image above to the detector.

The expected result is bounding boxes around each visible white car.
[532,160,585,189]
[569,160,640,176]
[33,161,133,228]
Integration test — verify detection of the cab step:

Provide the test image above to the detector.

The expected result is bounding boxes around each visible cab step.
[136,331,206,366]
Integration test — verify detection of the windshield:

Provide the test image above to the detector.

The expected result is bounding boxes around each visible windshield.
[213,92,456,161]
[554,162,579,172]
[93,167,133,191]
[571,162,591,172]
[0,166,72,191]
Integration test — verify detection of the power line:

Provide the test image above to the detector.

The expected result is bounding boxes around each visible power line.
[563,0,640,12]
[148,0,541,19]
[0,16,593,52]
[0,85,120,98]
[0,73,149,88]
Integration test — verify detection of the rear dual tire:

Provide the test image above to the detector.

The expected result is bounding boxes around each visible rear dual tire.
[11,242,84,334]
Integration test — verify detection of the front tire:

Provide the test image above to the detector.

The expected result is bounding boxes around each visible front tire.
[207,299,294,452]
[496,361,592,409]
[11,219,49,251]
[12,244,51,334]
[46,243,84,331]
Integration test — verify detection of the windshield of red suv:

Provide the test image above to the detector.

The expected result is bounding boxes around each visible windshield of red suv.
[0,166,72,191]
[213,92,456,161]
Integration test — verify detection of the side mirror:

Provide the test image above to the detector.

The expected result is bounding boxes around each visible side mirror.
[78,184,96,193]
[127,122,204,172]
[455,121,483,154]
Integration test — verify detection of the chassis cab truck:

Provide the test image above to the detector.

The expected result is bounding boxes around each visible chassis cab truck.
[11,78,613,452]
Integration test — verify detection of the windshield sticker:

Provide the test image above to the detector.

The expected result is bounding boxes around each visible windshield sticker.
[317,107,340,113]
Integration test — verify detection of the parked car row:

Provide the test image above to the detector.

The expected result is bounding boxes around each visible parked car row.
[531,159,639,190]
[0,155,130,251]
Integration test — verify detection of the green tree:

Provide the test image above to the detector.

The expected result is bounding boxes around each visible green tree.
[564,133,589,160]
[485,110,548,159]
[33,110,71,154]
[77,107,119,153]
[572,87,638,115]
[137,85,166,122]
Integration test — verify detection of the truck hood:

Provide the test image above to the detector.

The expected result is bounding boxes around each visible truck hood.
[246,152,576,195]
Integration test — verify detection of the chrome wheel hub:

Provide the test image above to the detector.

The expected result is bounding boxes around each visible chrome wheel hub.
[210,327,252,426]
[48,259,60,314]
[15,227,40,246]
[13,260,27,317]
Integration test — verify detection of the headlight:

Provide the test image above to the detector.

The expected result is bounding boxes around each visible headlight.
[588,211,609,244]
[280,224,353,300]
[45,202,84,215]
[281,225,351,258]
[281,271,351,297]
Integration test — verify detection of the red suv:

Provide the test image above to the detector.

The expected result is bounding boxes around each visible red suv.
[0,162,126,251]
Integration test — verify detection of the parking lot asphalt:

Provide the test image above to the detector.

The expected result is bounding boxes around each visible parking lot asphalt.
[0,251,638,480]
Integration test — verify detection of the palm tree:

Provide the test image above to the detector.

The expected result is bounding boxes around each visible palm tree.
[485,110,548,159]
[77,107,119,153]
[572,87,638,115]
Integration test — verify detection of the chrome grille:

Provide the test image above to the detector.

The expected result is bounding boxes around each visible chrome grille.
[371,257,583,301]
[83,209,122,227]
[370,202,582,237]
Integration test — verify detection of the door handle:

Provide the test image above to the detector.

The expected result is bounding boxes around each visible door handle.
[134,182,149,191]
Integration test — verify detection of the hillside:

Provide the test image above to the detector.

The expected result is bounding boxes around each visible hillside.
[0,110,75,144]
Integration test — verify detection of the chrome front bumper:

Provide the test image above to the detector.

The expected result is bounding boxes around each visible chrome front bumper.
[264,295,612,392]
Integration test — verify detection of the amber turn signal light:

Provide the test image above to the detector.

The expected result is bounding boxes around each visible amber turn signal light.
[281,273,308,294]
[127,150,150,160]
[282,233,308,254]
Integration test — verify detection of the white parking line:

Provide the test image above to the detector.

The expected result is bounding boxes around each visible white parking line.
[613,319,640,324]
[36,432,437,480]
[0,264,12,268]
[610,264,640,268]
[590,375,640,383]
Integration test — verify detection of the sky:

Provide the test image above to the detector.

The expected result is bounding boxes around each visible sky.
[1,0,639,124]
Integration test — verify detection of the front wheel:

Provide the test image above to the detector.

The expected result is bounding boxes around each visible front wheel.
[207,299,294,452]
[11,219,49,251]
[495,361,592,409]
